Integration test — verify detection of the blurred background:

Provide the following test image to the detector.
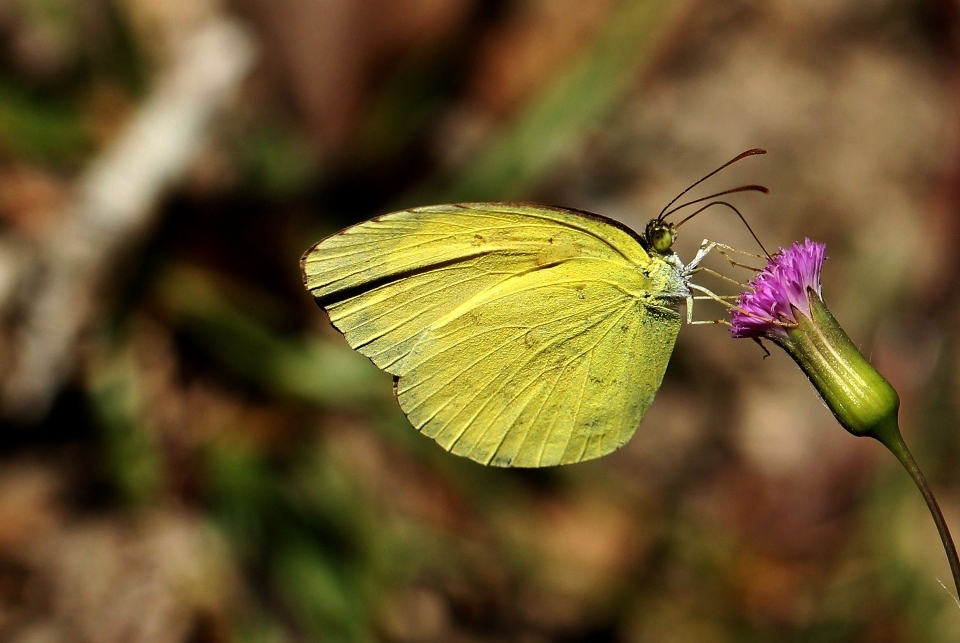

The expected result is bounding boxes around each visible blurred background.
[0,0,958,641]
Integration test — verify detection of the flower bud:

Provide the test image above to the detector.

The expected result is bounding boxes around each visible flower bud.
[728,239,898,443]
[782,291,899,441]
[728,239,960,596]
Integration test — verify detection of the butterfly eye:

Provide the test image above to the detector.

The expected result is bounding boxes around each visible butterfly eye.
[646,222,675,254]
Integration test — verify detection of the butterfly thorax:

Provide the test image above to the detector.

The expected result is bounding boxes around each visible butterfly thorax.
[642,251,689,310]
[638,219,688,309]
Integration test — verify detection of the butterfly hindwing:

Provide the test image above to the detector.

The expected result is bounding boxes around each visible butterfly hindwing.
[301,203,686,467]
[395,258,682,466]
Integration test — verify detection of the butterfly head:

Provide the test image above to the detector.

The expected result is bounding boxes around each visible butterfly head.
[644,219,677,255]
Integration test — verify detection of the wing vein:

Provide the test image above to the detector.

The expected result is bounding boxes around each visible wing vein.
[312,252,493,308]
[420,208,639,263]
[445,302,624,455]
[561,305,632,463]
[479,369,549,465]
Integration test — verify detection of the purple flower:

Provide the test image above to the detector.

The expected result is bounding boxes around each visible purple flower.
[730,239,826,341]
[727,237,897,438]
[726,238,960,595]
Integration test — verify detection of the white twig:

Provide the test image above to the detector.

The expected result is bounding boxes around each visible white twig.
[2,19,256,421]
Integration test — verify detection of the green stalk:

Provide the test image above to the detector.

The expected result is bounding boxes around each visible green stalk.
[873,417,960,600]
[779,294,960,599]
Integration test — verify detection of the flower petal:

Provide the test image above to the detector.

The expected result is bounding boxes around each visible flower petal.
[730,239,826,340]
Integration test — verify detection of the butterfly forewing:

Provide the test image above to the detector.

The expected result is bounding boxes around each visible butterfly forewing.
[301,203,686,467]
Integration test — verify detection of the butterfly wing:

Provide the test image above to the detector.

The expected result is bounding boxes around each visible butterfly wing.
[301,203,688,467]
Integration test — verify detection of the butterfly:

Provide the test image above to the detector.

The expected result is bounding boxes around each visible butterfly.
[301,150,767,467]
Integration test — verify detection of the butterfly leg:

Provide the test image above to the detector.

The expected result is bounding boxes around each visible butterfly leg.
[685,294,735,326]
[685,239,764,274]
[685,282,737,324]
[688,266,748,288]
[682,239,716,275]
[689,283,736,309]
[715,245,765,272]
[682,240,767,325]
[682,240,721,323]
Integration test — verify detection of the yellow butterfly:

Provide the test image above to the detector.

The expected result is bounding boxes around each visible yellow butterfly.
[301,151,766,467]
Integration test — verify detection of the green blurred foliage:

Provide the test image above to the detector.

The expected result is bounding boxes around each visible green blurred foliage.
[0,80,91,164]
[236,121,320,199]
[88,340,164,506]
[403,0,682,205]
[155,264,388,406]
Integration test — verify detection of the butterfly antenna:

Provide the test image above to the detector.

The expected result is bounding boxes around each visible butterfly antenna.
[657,148,767,221]
[660,184,768,221]
[674,200,772,259]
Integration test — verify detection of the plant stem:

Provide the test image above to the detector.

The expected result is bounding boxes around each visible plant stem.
[875,418,960,599]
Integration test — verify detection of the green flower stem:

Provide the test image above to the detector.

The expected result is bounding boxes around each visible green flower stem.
[779,293,960,599]
[875,417,960,600]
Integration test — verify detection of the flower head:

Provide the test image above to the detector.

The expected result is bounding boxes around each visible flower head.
[730,239,825,340]
[729,238,898,439]
[727,238,960,596]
